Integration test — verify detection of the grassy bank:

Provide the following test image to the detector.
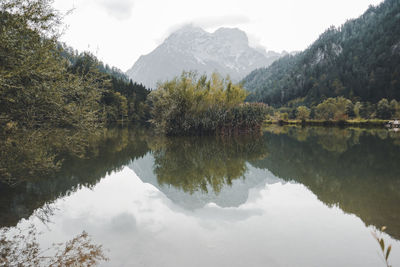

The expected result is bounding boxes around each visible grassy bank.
[264,118,389,128]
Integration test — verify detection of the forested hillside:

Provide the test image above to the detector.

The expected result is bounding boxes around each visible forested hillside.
[0,0,149,130]
[243,0,400,107]
[61,47,150,123]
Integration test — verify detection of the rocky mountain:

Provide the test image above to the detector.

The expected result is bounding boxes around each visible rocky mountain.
[126,25,284,89]
[243,0,400,106]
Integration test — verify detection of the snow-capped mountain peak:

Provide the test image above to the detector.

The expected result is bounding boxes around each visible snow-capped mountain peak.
[126,26,284,89]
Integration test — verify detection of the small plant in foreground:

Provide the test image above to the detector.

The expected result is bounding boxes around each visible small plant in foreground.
[372,226,392,267]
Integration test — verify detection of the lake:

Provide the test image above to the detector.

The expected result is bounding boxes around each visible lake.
[0,125,399,266]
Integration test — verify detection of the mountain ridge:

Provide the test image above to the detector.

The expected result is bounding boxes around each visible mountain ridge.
[243,0,400,106]
[126,25,284,89]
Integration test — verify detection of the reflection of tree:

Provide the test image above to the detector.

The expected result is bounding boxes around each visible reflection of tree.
[32,203,59,226]
[0,130,60,185]
[0,128,106,185]
[0,127,150,228]
[253,127,400,240]
[0,225,108,266]
[315,128,352,153]
[149,135,268,194]
[263,125,400,153]
[0,126,153,185]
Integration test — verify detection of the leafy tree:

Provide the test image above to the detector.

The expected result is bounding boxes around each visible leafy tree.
[0,0,104,128]
[354,101,362,118]
[0,0,150,129]
[359,102,375,119]
[101,91,128,122]
[345,101,355,118]
[296,106,311,120]
[390,99,399,118]
[315,97,352,120]
[377,98,392,119]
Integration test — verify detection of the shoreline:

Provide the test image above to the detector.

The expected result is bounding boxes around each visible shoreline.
[264,119,390,128]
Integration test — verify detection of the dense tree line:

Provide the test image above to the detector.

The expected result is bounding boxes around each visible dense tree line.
[148,72,269,135]
[270,96,400,121]
[243,0,400,108]
[0,0,149,130]
[61,46,150,123]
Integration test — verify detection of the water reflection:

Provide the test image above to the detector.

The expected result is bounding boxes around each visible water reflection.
[0,127,149,227]
[27,167,400,267]
[149,135,268,194]
[1,125,400,266]
[131,153,282,210]
[257,125,400,239]
[1,126,400,238]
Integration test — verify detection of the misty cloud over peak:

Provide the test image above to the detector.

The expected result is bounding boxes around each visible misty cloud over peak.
[98,0,135,20]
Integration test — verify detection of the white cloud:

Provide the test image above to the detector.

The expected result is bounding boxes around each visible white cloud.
[98,0,135,20]
[193,15,251,29]
[155,15,251,44]
[246,32,265,50]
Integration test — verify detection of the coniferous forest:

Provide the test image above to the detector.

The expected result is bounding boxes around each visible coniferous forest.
[243,0,400,120]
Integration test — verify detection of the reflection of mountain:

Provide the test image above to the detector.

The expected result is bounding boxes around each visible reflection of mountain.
[128,135,276,209]
[129,153,282,210]
[251,127,400,239]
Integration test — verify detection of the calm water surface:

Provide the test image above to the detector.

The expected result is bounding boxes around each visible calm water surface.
[1,126,400,266]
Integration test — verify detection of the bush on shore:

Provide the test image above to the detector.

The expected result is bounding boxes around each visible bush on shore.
[147,72,269,135]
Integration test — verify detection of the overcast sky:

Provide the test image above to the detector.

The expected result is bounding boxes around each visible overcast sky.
[53,0,384,72]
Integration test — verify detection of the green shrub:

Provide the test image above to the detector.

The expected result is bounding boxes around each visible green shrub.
[296,106,311,121]
[147,72,269,135]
